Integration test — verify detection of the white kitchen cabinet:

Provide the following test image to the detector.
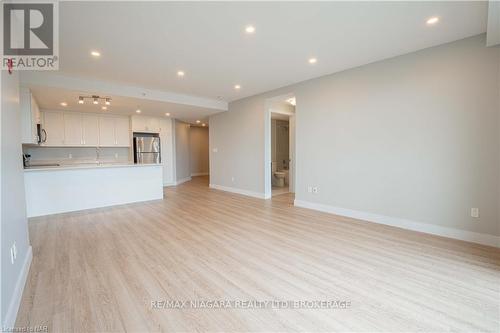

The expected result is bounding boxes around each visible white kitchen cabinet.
[132,115,161,133]
[82,114,99,146]
[40,111,130,147]
[114,117,131,146]
[20,88,41,144]
[160,118,174,185]
[42,111,65,146]
[147,117,161,133]
[99,116,130,147]
[64,113,84,146]
[131,116,147,132]
[98,116,116,146]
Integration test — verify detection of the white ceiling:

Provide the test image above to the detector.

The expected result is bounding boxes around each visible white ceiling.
[30,86,212,125]
[57,1,488,103]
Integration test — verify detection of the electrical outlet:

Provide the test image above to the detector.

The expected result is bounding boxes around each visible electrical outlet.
[212,148,218,153]
[307,186,312,193]
[115,153,119,159]
[470,208,479,218]
[312,187,318,194]
[68,153,72,159]
[231,176,235,183]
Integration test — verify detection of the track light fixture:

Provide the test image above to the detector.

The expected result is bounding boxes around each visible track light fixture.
[78,95,112,106]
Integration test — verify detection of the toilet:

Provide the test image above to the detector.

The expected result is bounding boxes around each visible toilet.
[274,171,286,187]
[272,162,289,187]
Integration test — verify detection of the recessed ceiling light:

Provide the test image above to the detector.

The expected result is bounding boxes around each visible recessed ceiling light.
[202,123,206,127]
[308,57,317,64]
[245,25,255,34]
[101,106,107,110]
[196,120,201,124]
[60,102,67,107]
[165,113,170,116]
[426,17,439,25]
[234,84,241,90]
[136,109,141,113]
[91,50,101,57]
[177,71,185,77]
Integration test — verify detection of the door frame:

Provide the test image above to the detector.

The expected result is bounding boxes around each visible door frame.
[264,93,296,199]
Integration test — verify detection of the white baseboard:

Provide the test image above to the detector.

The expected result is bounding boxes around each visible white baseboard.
[3,246,33,329]
[294,200,500,248]
[191,172,209,177]
[175,177,192,185]
[209,184,267,199]
[164,177,192,187]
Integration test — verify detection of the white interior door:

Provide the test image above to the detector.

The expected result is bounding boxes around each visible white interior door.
[289,115,295,193]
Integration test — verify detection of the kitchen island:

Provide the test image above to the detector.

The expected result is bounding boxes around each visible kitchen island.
[24,163,163,217]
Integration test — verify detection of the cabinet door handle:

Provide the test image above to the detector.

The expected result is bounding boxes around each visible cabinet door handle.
[41,129,47,143]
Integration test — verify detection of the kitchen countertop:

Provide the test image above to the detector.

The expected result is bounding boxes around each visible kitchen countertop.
[24,162,162,172]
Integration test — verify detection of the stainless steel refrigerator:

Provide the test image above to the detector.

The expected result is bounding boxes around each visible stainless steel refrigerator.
[133,133,161,164]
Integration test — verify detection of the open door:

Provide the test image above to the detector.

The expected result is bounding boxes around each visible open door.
[289,114,295,193]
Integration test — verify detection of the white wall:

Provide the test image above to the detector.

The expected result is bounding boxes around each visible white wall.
[190,126,209,176]
[209,34,500,244]
[210,97,266,195]
[1,71,32,328]
[174,120,191,182]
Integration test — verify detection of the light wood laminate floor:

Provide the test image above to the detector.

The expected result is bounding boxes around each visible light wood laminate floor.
[16,176,500,332]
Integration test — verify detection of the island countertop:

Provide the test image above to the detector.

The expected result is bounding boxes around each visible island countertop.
[24,162,162,172]
[24,162,164,217]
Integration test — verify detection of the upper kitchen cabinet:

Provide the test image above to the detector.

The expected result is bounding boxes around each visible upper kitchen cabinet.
[42,111,65,146]
[20,88,41,144]
[82,114,99,146]
[64,113,100,146]
[98,116,116,146]
[63,113,84,146]
[132,115,161,133]
[114,117,131,146]
[99,115,131,147]
[39,110,130,147]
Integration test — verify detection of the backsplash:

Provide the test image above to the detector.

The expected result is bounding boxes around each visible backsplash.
[23,146,131,165]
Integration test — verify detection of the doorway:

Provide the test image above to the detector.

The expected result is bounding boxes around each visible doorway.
[264,94,296,198]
